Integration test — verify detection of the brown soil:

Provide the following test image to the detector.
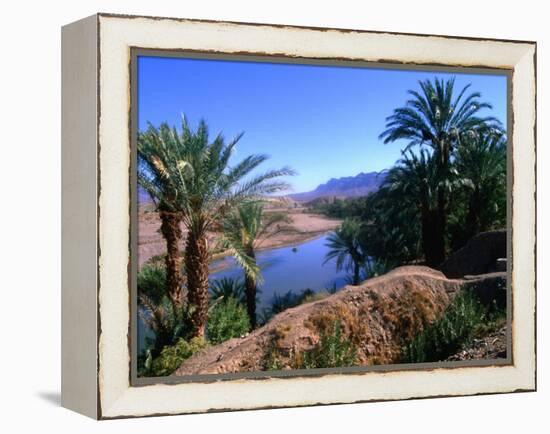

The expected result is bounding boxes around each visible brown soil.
[138,207,341,268]
[175,266,503,376]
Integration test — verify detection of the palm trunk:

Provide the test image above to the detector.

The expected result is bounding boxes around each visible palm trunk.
[244,249,257,329]
[244,276,257,330]
[353,261,360,285]
[465,188,481,240]
[185,228,210,338]
[159,209,184,309]
[421,208,440,268]
[434,187,447,267]
[433,143,449,267]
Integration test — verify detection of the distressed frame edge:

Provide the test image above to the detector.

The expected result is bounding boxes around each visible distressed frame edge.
[95,11,537,46]
[94,14,536,419]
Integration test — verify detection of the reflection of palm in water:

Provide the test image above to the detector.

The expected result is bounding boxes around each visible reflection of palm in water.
[258,256,284,272]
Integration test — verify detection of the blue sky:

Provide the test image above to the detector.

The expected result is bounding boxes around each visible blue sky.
[138,56,507,194]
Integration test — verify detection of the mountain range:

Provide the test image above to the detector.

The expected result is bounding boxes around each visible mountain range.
[138,171,387,205]
[288,171,387,202]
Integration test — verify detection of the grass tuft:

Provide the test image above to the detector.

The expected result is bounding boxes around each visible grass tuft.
[294,320,357,369]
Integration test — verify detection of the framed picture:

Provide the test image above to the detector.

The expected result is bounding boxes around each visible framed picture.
[61,13,536,419]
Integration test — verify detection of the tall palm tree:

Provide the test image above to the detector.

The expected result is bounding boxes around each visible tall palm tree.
[456,132,507,240]
[324,218,367,285]
[219,201,292,329]
[140,118,294,337]
[138,125,187,309]
[360,187,422,267]
[379,77,501,265]
[382,150,442,266]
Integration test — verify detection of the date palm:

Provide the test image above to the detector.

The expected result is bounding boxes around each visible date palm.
[138,125,187,309]
[360,182,422,267]
[141,118,294,337]
[456,132,507,240]
[379,77,501,265]
[382,149,442,266]
[324,218,367,285]
[219,201,292,329]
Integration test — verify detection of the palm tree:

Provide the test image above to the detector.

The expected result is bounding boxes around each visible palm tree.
[324,218,367,285]
[379,77,501,265]
[140,118,294,337]
[359,176,422,267]
[456,132,507,240]
[383,148,470,266]
[382,150,441,266]
[210,277,246,305]
[219,201,292,329]
[138,125,186,309]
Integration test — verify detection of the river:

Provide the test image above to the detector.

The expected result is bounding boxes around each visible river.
[210,233,349,309]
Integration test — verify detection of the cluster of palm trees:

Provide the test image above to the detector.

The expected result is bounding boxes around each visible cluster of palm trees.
[138,118,294,338]
[324,77,506,280]
[378,78,505,266]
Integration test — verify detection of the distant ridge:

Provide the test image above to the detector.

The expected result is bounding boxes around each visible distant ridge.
[288,171,387,202]
[138,171,387,205]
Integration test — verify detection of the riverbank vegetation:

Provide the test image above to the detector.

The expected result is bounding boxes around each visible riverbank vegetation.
[314,78,506,278]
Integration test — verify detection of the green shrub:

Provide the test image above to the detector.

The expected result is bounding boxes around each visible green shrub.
[207,296,250,344]
[146,336,208,377]
[295,321,357,369]
[401,290,489,363]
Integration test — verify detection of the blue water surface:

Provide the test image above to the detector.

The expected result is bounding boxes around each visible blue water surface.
[210,234,349,309]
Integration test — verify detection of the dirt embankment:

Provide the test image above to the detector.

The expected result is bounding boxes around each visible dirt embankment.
[175,266,504,376]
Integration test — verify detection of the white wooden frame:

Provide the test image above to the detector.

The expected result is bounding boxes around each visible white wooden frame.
[61,13,536,419]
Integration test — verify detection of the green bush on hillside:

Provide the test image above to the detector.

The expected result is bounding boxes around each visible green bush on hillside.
[295,320,357,369]
[401,290,500,363]
[207,296,250,345]
[145,336,208,377]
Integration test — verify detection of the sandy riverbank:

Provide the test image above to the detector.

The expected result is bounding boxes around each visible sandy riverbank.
[137,207,342,268]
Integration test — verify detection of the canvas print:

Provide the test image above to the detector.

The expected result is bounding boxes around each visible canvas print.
[135,55,509,379]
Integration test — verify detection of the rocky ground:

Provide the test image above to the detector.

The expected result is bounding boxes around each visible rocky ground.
[446,326,507,361]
